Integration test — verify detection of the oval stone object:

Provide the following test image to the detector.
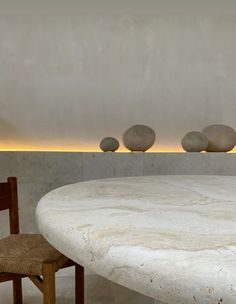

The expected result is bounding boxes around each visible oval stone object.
[100,137,119,152]
[123,125,156,152]
[202,124,236,152]
[181,131,208,152]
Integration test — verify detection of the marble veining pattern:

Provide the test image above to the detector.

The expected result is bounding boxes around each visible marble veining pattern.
[36,176,236,304]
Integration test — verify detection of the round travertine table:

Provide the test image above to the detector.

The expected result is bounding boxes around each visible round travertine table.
[36,176,236,304]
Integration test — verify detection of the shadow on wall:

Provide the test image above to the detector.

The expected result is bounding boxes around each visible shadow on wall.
[0,117,27,145]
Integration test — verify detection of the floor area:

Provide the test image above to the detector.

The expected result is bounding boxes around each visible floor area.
[1,270,79,304]
[0,268,155,304]
[1,277,75,304]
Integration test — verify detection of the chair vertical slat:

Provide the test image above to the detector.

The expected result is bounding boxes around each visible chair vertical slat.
[0,196,11,211]
[8,177,20,234]
[0,183,11,211]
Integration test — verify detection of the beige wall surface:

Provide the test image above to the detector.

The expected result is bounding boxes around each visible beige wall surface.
[0,0,236,151]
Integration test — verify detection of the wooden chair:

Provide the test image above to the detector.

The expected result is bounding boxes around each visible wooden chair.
[0,177,84,304]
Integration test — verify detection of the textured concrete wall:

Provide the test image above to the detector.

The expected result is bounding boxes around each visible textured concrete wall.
[1,1,236,151]
[1,151,236,303]
[2,151,236,237]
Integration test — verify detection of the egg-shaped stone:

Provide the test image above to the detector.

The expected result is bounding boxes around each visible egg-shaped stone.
[100,137,119,152]
[122,125,156,152]
[181,131,208,152]
[202,124,236,152]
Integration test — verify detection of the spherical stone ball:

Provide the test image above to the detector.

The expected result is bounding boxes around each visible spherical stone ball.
[122,125,156,152]
[181,131,208,152]
[100,137,119,152]
[202,124,236,152]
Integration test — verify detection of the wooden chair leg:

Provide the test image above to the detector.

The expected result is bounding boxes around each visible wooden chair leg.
[13,277,23,304]
[75,264,84,304]
[43,263,56,304]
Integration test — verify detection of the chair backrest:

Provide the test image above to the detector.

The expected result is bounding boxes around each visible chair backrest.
[0,177,19,234]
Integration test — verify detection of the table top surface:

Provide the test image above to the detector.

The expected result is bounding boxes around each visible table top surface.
[36,175,236,304]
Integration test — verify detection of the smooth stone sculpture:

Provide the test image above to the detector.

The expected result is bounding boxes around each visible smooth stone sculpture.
[123,124,156,152]
[202,124,236,152]
[181,131,208,152]
[100,137,119,152]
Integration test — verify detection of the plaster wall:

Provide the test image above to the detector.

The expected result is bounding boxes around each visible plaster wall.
[1,1,236,151]
[0,151,236,304]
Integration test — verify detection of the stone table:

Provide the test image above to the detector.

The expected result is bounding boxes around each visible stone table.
[36,176,236,304]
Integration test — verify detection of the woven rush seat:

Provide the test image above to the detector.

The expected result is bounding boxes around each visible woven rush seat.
[0,233,64,276]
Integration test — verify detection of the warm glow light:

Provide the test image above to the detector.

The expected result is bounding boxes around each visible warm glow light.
[0,143,236,153]
[0,144,181,152]
[0,143,183,152]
